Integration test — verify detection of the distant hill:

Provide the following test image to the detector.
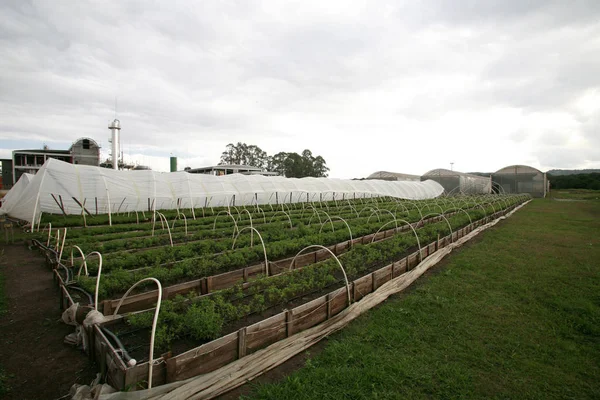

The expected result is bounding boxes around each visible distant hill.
[547,169,600,176]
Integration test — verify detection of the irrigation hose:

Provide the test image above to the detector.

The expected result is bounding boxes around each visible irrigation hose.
[100,326,137,367]
[65,285,94,305]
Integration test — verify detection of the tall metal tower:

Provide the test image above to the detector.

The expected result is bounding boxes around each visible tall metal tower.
[108,119,121,170]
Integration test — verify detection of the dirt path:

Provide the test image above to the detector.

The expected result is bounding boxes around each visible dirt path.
[0,242,97,400]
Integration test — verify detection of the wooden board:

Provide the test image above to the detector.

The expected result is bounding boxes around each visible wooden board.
[171,332,238,381]
[291,296,328,333]
[245,312,287,354]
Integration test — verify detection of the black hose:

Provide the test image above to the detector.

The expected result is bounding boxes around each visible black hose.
[66,285,94,305]
[100,326,135,364]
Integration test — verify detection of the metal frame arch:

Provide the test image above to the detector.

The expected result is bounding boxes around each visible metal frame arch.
[254,207,267,224]
[417,212,454,243]
[366,210,382,224]
[85,251,103,311]
[238,209,254,246]
[232,227,269,276]
[318,216,353,247]
[405,201,423,220]
[444,207,472,225]
[70,245,88,278]
[171,212,188,236]
[212,210,240,239]
[155,212,173,247]
[371,218,422,262]
[112,277,162,389]
[306,207,323,226]
[269,210,293,229]
[288,245,351,306]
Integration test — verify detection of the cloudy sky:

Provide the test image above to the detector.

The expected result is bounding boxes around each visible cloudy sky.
[1,0,599,178]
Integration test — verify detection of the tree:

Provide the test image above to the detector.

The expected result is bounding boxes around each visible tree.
[217,143,329,178]
[219,142,268,168]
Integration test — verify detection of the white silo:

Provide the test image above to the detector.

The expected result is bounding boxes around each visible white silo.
[108,119,121,170]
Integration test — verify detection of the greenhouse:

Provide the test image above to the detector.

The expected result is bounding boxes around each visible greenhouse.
[492,165,548,197]
[0,158,445,227]
[420,169,492,195]
[366,171,421,181]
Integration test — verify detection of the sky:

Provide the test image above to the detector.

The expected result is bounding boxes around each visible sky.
[1,0,599,178]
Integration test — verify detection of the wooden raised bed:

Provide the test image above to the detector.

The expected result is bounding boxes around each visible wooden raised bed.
[92,222,482,390]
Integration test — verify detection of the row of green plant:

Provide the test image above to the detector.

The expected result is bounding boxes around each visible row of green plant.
[61,204,405,255]
[41,197,419,240]
[65,195,492,263]
[72,206,435,258]
[124,209,485,352]
[79,198,513,302]
[39,193,483,236]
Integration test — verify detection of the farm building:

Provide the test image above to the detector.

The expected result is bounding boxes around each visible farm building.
[366,171,421,181]
[492,165,548,198]
[421,169,492,195]
[10,137,101,185]
[186,164,278,176]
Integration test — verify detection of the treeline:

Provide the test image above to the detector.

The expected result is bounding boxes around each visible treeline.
[218,142,329,178]
[549,173,600,190]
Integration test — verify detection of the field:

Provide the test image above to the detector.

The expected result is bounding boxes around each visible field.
[20,194,526,391]
[240,198,600,399]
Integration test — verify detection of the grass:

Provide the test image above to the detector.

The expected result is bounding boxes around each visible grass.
[548,189,600,201]
[243,199,600,399]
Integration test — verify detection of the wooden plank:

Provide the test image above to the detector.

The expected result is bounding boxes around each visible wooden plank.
[393,258,408,278]
[166,357,177,384]
[292,296,328,333]
[329,287,348,316]
[245,312,286,354]
[372,266,391,291]
[172,332,238,381]
[238,327,247,359]
[286,310,294,337]
[125,359,167,390]
[315,249,330,262]
[211,269,244,291]
[353,274,372,302]
[105,290,160,315]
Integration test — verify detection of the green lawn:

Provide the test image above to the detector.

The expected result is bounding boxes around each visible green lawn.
[244,199,600,399]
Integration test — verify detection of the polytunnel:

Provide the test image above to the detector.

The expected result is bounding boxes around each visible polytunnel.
[0,158,445,227]
[492,165,547,197]
[421,168,492,195]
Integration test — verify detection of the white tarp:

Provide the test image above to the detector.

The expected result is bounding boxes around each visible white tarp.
[0,158,444,226]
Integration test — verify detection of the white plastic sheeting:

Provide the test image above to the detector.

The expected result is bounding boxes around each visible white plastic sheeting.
[0,172,33,213]
[0,159,444,226]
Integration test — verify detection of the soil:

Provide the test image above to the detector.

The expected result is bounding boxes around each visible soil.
[0,241,97,400]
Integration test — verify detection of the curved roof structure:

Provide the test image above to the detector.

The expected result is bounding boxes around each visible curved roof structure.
[0,159,444,225]
[494,165,543,175]
[367,171,421,181]
[69,137,100,150]
[422,168,484,179]
[421,168,491,195]
[492,165,547,197]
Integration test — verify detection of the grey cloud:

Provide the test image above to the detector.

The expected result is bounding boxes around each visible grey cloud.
[1,0,599,174]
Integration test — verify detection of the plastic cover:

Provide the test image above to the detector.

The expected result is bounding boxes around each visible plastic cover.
[0,158,444,224]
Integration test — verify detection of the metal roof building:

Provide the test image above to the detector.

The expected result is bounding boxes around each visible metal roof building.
[421,168,492,195]
[492,165,548,197]
[366,171,421,181]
